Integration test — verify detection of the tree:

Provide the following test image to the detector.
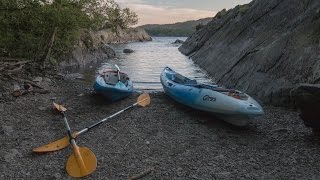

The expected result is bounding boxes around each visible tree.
[0,0,139,65]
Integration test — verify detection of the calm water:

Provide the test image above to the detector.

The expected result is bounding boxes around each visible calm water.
[96,37,212,90]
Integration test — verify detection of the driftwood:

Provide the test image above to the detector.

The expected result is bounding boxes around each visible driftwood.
[0,59,30,73]
[128,167,155,180]
[9,76,44,89]
[11,80,50,97]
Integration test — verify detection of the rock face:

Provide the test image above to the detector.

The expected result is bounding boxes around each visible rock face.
[179,0,320,106]
[60,27,151,69]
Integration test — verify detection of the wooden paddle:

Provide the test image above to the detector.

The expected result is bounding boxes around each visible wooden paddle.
[33,93,151,153]
[53,103,97,178]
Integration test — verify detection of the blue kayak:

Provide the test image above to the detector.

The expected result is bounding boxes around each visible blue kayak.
[94,70,133,101]
[160,67,264,126]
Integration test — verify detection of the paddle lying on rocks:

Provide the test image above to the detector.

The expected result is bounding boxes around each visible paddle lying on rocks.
[53,103,97,178]
[33,93,151,153]
[115,64,126,89]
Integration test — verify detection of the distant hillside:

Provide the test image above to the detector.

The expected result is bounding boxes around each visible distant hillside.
[139,17,212,37]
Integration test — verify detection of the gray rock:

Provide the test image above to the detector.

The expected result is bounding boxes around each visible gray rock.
[2,125,13,136]
[292,84,320,128]
[101,44,116,58]
[123,49,134,53]
[32,77,42,82]
[64,73,84,80]
[0,104,4,112]
[4,149,21,162]
[179,0,320,106]
[173,39,184,44]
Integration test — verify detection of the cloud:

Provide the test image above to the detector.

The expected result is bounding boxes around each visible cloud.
[117,3,215,26]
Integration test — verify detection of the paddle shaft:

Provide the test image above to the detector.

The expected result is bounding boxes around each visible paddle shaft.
[62,112,88,173]
[77,102,140,136]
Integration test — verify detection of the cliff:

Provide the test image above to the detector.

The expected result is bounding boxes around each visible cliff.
[179,0,320,106]
[60,27,151,69]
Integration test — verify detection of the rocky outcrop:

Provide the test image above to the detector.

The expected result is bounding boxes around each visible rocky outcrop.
[172,39,184,44]
[60,27,151,69]
[179,0,320,106]
[292,84,320,129]
[93,27,152,44]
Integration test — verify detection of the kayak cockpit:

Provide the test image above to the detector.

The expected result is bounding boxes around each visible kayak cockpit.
[102,71,130,86]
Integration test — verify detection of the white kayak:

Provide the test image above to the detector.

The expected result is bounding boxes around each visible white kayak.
[160,67,264,126]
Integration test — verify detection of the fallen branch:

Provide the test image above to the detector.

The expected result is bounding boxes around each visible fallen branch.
[0,57,28,61]
[7,64,24,73]
[128,167,155,180]
[9,76,44,89]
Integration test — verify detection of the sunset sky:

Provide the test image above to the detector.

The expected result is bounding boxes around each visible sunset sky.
[115,0,252,26]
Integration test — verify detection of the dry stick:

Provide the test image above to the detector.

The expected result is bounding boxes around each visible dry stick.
[128,167,155,180]
[43,27,58,68]
[7,64,24,73]
[9,76,44,89]
[0,57,28,61]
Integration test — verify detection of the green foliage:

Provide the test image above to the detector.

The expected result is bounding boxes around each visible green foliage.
[0,0,138,64]
[195,23,205,31]
[239,4,250,14]
[103,1,138,31]
[145,28,194,37]
[215,9,227,19]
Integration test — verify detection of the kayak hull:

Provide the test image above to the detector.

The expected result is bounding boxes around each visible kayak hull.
[160,67,264,126]
[94,75,133,102]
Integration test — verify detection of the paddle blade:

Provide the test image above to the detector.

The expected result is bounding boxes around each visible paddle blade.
[53,102,67,112]
[32,132,78,153]
[137,93,151,107]
[66,147,97,178]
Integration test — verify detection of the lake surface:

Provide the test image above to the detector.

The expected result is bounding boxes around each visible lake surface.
[96,37,212,90]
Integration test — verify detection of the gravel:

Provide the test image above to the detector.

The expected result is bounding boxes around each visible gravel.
[0,79,319,179]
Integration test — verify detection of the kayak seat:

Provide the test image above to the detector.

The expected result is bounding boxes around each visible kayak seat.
[103,71,129,86]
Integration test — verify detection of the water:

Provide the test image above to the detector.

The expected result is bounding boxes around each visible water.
[96,37,212,90]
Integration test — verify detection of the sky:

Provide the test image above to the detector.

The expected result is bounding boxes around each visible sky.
[115,0,252,26]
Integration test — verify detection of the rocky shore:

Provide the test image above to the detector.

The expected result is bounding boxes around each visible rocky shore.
[1,75,320,179]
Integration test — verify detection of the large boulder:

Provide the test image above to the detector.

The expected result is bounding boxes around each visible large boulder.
[292,84,320,130]
[179,0,320,106]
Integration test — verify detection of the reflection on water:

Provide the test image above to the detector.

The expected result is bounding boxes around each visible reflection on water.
[97,37,212,90]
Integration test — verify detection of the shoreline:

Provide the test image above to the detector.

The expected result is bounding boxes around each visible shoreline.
[1,77,319,179]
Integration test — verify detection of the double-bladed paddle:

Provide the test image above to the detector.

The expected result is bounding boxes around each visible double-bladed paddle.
[33,93,150,153]
[53,103,97,178]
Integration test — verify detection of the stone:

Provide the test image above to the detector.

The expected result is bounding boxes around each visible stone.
[2,125,13,136]
[179,0,320,106]
[293,84,320,129]
[0,104,4,112]
[4,149,22,162]
[38,106,47,111]
[172,39,184,44]
[123,49,134,53]
[32,77,42,82]
[64,73,84,80]
[101,44,116,58]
